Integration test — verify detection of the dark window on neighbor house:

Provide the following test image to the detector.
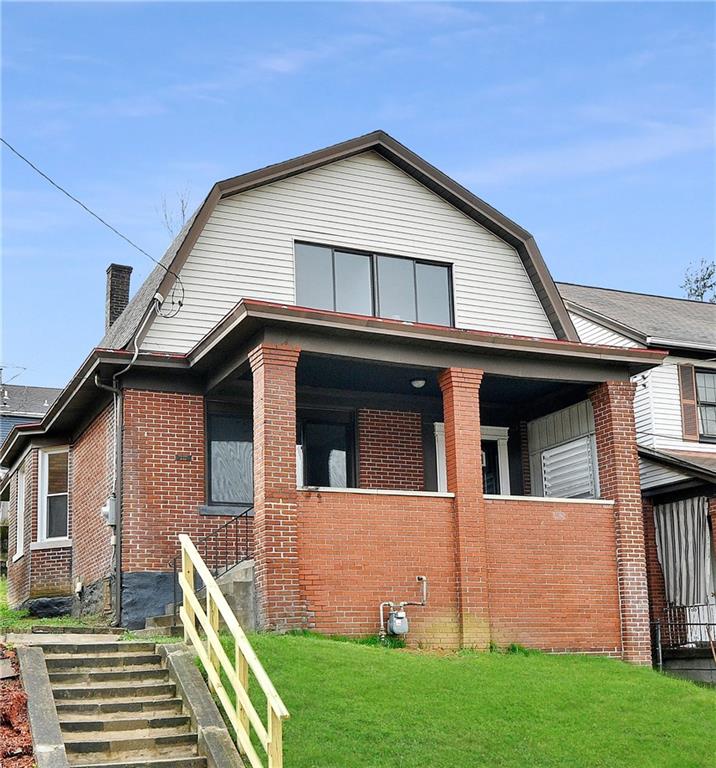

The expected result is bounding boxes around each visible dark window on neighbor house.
[40,449,69,540]
[295,242,453,326]
[298,412,355,489]
[696,370,716,438]
[207,411,254,506]
[481,441,500,495]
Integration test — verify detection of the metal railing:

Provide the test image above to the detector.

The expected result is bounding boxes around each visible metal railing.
[171,508,253,624]
[663,602,716,657]
[178,533,289,768]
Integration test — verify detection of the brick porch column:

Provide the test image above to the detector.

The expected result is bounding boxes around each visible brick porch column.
[437,368,491,649]
[590,381,651,664]
[248,343,304,632]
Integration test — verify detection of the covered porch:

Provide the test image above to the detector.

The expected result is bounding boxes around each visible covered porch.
[187,300,664,660]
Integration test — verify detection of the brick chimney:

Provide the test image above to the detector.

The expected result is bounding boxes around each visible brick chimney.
[105,264,133,331]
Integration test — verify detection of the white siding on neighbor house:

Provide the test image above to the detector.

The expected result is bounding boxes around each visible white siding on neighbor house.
[639,458,690,490]
[142,151,556,353]
[527,400,598,497]
[569,312,639,348]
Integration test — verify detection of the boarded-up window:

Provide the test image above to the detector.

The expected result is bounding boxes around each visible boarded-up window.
[207,414,253,506]
[541,436,597,499]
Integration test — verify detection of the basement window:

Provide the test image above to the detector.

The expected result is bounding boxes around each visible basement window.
[38,447,69,540]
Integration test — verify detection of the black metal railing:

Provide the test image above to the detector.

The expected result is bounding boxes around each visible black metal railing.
[170,507,253,625]
[663,602,716,650]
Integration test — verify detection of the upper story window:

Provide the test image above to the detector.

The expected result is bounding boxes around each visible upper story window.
[39,447,69,540]
[295,242,453,326]
[696,370,716,438]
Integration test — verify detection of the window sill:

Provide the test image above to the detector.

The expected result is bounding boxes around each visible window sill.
[484,494,615,506]
[297,486,455,498]
[30,538,72,551]
[198,505,254,517]
[11,551,24,563]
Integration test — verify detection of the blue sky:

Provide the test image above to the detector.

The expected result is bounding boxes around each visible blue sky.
[2,1,714,387]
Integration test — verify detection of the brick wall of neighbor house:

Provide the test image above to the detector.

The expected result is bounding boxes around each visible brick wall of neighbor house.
[6,454,34,607]
[485,498,622,654]
[297,490,460,646]
[121,389,244,572]
[357,410,424,490]
[71,406,114,590]
[590,380,651,664]
[29,547,72,598]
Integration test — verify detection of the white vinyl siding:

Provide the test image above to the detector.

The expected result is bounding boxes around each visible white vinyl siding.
[541,436,597,499]
[639,458,690,490]
[143,151,556,352]
[569,312,639,347]
[528,400,599,497]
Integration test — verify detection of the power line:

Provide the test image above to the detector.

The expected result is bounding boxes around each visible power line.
[1,137,184,316]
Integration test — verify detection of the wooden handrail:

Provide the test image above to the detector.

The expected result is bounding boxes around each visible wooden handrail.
[178,533,289,768]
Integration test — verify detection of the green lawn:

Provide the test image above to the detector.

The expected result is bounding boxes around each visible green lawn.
[214,632,715,768]
[0,577,107,633]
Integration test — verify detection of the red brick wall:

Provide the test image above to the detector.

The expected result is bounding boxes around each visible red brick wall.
[590,381,651,664]
[298,490,459,646]
[121,389,242,572]
[29,547,72,598]
[6,452,34,607]
[357,410,424,490]
[485,497,622,654]
[71,406,114,586]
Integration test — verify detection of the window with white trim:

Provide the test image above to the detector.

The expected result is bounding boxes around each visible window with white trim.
[15,465,25,559]
[39,448,69,540]
[696,370,716,439]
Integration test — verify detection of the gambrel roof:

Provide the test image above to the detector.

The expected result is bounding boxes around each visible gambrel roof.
[100,130,578,350]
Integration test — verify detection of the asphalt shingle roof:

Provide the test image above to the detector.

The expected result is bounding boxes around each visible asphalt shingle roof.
[1,384,62,417]
[557,282,716,349]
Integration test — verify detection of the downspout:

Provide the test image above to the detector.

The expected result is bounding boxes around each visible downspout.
[94,298,160,626]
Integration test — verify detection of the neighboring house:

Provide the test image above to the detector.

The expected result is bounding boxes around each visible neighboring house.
[558,282,716,650]
[0,132,666,663]
[0,384,61,575]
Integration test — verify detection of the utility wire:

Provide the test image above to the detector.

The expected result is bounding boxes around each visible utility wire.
[0,137,184,316]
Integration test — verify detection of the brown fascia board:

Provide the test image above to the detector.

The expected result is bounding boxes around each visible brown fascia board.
[638,446,716,485]
[147,130,578,344]
[189,298,666,374]
[562,299,647,345]
[0,348,190,469]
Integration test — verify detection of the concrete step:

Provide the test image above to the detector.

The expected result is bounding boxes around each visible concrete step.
[64,731,198,756]
[46,653,161,670]
[144,614,175,629]
[131,625,183,639]
[55,698,184,717]
[69,755,206,768]
[49,667,168,685]
[60,714,190,733]
[54,682,176,701]
[42,642,156,655]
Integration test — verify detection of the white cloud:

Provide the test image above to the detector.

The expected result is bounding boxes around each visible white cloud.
[460,116,715,185]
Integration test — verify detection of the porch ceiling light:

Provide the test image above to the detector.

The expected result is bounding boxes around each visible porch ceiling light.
[410,378,427,389]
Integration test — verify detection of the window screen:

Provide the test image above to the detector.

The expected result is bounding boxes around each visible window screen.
[541,436,596,499]
[208,413,254,505]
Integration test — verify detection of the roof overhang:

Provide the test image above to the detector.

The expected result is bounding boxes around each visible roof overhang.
[1,299,666,472]
[148,130,579,345]
[638,445,716,485]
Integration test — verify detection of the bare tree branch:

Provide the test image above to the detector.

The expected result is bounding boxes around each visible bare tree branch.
[682,259,716,303]
[157,187,191,237]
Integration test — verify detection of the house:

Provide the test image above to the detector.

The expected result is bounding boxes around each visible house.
[0,132,666,662]
[558,283,716,654]
[0,384,61,575]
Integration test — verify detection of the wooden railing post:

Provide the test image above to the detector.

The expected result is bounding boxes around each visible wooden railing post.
[207,592,220,694]
[268,705,283,768]
[236,642,250,735]
[181,544,195,644]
